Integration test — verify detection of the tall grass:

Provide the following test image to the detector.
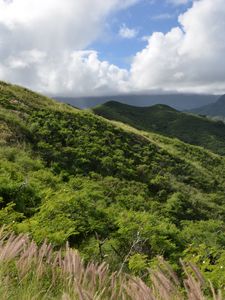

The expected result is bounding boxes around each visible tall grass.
[0,227,222,300]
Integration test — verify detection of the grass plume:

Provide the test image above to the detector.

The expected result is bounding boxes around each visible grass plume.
[0,227,222,299]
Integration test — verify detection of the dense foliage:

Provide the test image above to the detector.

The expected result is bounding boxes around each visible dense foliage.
[1,82,225,291]
[92,100,225,155]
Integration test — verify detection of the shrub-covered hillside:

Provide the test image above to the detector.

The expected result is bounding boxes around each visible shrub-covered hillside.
[92,100,225,155]
[1,82,225,290]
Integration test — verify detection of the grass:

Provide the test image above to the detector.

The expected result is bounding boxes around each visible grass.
[108,119,225,184]
[0,81,76,114]
[0,227,222,300]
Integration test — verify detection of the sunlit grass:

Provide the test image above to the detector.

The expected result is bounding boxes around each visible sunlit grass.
[0,228,222,300]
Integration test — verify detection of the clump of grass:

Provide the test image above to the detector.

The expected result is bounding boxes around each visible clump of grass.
[0,227,221,299]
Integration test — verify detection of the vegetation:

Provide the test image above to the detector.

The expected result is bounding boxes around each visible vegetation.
[1,81,225,296]
[0,228,222,300]
[92,100,225,155]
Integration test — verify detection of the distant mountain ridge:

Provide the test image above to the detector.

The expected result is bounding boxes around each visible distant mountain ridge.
[55,93,219,110]
[92,100,225,155]
[190,94,225,117]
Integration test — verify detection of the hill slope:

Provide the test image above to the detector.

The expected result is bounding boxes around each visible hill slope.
[190,94,225,118]
[92,100,225,155]
[1,82,225,285]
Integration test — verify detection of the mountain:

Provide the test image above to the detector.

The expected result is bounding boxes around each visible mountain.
[1,81,225,289]
[190,94,225,117]
[92,100,225,155]
[55,93,219,110]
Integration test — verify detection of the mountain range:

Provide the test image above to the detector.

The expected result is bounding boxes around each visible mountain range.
[55,93,219,110]
[190,94,225,118]
[92,100,225,155]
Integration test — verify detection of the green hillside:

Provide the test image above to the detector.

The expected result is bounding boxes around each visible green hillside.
[1,82,225,291]
[92,100,225,155]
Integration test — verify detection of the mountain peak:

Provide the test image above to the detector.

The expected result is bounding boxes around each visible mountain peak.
[92,100,225,155]
[150,103,177,111]
[101,101,177,112]
[190,94,225,117]
[217,94,225,104]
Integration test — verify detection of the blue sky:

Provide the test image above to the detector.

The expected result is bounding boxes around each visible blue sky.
[91,0,192,68]
[0,0,225,96]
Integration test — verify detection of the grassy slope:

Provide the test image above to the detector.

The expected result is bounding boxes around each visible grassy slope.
[92,101,225,155]
[1,82,225,288]
[1,82,224,195]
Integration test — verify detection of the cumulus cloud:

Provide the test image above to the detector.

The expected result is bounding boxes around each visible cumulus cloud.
[34,51,129,97]
[0,0,137,95]
[0,0,225,96]
[130,0,225,94]
[1,49,129,97]
[0,0,139,50]
[119,24,138,39]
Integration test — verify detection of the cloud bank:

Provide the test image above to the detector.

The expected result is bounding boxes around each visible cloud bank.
[0,0,225,96]
[131,0,225,94]
[0,0,137,95]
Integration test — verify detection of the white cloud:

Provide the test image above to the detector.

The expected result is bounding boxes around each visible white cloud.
[3,50,129,97]
[0,0,139,51]
[130,0,225,94]
[7,50,46,69]
[119,24,138,39]
[0,0,225,96]
[37,51,130,97]
[0,0,137,95]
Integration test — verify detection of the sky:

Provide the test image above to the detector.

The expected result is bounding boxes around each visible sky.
[0,0,225,97]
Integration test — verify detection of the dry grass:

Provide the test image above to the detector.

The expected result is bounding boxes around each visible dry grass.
[0,227,222,300]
